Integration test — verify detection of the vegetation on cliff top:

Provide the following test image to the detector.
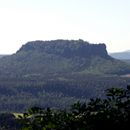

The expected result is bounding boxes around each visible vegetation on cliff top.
[0,39,129,77]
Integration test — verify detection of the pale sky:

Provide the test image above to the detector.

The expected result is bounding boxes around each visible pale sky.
[0,0,130,54]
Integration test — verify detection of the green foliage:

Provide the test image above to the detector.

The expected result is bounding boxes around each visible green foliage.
[18,87,130,130]
[0,87,130,129]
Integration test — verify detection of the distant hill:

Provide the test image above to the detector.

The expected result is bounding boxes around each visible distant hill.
[0,39,129,78]
[110,51,130,60]
[123,59,130,63]
[0,55,8,58]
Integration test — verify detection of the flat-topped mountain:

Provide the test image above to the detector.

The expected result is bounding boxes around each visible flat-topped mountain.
[0,39,129,78]
[17,40,109,58]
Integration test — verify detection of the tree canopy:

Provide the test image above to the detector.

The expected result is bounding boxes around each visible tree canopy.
[18,86,130,130]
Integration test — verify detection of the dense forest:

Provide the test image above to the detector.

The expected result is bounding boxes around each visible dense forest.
[0,87,130,130]
[0,75,130,112]
[0,40,130,112]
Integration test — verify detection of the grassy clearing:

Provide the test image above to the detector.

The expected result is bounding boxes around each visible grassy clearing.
[13,113,23,118]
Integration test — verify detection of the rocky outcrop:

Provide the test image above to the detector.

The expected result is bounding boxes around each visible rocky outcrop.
[17,39,110,58]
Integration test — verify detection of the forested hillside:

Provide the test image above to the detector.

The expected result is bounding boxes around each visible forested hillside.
[0,39,129,78]
[0,39,130,112]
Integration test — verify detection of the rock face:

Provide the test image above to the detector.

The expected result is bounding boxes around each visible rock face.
[0,39,129,77]
[17,40,110,59]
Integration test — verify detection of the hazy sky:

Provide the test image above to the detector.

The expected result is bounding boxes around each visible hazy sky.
[0,0,130,54]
